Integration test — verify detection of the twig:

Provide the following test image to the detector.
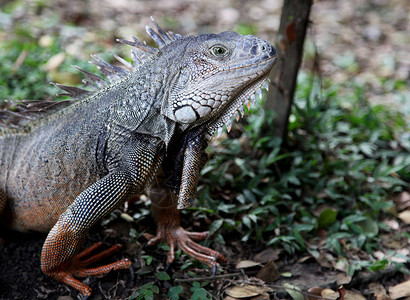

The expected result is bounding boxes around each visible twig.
[174,272,242,282]
[346,265,399,288]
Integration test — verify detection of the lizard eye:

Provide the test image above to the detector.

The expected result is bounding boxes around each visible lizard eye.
[210,45,227,56]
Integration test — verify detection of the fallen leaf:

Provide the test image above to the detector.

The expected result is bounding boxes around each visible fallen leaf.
[319,288,366,300]
[334,258,348,273]
[12,50,28,72]
[398,210,410,224]
[383,219,400,231]
[43,52,66,71]
[284,283,304,300]
[307,286,323,300]
[391,248,410,263]
[236,260,261,269]
[368,283,388,299]
[256,260,280,282]
[375,295,392,300]
[336,272,352,285]
[298,255,314,263]
[225,285,268,298]
[120,212,134,222]
[395,191,410,211]
[388,279,410,299]
[343,290,366,300]
[380,234,407,249]
[315,249,337,269]
[321,288,339,300]
[373,251,387,260]
[253,248,280,263]
[39,35,53,48]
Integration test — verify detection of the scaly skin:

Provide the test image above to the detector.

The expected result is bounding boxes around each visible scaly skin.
[0,19,276,297]
[148,187,226,270]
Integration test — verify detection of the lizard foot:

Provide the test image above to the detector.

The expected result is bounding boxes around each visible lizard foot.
[44,242,131,297]
[146,225,226,270]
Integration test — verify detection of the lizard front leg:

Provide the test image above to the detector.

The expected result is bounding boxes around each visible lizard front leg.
[147,187,226,272]
[41,141,164,298]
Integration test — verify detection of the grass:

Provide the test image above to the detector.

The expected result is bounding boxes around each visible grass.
[194,72,409,275]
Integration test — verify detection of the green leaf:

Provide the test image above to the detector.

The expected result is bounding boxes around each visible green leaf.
[369,259,388,271]
[293,224,315,232]
[284,283,304,300]
[317,208,338,229]
[139,283,159,293]
[141,255,153,266]
[191,288,208,300]
[209,219,223,234]
[356,218,379,236]
[190,282,209,300]
[129,282,159,300]
[135,266,154,275]
[168,286,183,300]
[155,271,170,281]
[242,216,251,228]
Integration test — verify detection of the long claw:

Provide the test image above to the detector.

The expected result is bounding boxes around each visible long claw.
[146,236,162,247]
[75,259,131,277]
[82,244,123,266]
[165,262,172,272]
[178,240,216,269]
[148,190,225,275]
[211,264,217,277]
[129,265,135,282]
[146,226,225,271]
[166,239,176,265]
[76,242,103,260]
[186,231,210,241]
[189,241,226,263]
[44,243,131,297]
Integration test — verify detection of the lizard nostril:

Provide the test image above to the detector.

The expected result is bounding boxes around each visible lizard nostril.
[261,45,267,51]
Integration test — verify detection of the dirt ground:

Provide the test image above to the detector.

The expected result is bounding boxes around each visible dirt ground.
[0,0,409,299]
[2,205,405,300]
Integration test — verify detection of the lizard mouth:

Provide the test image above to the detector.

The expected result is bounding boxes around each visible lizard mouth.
[205,56,276,139]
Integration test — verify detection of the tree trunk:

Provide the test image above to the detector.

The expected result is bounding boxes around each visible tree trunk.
[265,0,313,139]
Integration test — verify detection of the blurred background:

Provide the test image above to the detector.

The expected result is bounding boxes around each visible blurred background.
[1,0,408,113]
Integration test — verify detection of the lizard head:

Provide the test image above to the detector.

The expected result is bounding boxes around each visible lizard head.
[161,30,277,137]
[64,19,275,142]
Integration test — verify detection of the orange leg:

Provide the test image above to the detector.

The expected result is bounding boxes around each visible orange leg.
[39,141,164,298]
[148,188,226,271]
[42,239,131,298]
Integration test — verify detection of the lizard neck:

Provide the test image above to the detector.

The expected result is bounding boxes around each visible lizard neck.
[107,62,178,147]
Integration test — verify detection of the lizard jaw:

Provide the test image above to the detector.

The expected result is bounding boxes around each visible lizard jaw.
[206,73,271,140]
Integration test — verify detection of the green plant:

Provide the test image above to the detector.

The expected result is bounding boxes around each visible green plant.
[129,282,159,300]
[196,71,409,265]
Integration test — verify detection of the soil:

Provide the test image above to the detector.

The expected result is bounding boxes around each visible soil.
[0,204,406,300]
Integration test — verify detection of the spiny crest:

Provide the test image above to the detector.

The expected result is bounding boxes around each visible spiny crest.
[57,17,183,99]
[0,18,182,129]
[0,99,73,129]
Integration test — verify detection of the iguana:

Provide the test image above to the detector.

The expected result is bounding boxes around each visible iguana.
[0,19,276,298]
